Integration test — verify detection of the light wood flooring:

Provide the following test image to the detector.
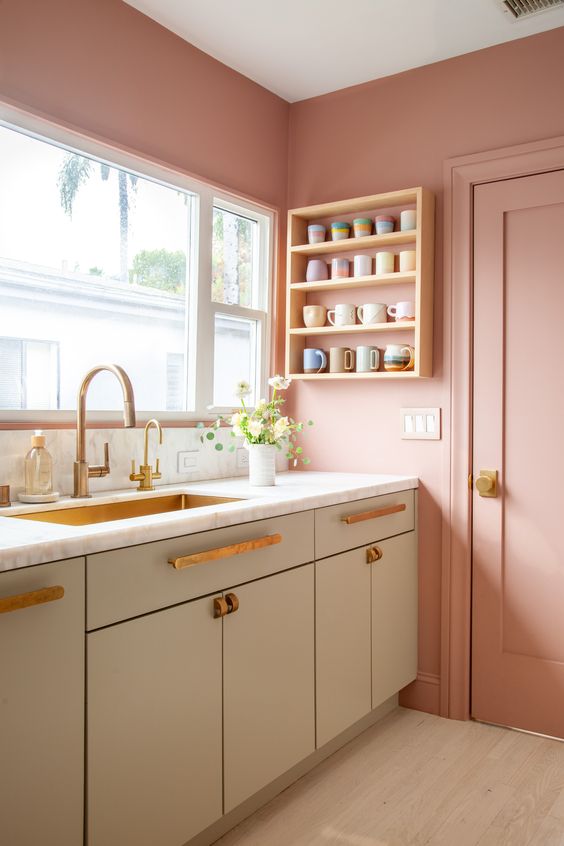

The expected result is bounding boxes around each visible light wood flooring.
[214,707,564,846]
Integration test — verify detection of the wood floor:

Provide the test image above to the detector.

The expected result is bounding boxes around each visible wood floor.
[214,707,564,846]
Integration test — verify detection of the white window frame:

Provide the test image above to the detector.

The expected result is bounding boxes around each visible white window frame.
[0,105,274,424]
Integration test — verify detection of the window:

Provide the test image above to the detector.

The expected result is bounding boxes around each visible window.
[0,113,273,421]
[0,337,59,409]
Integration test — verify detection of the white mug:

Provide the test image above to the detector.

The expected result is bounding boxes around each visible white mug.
[327,303,356,327]
[387,301,415,321]
[375,252,395,274]
[357,303,387,325]
[400,210,417,231]
[399,250,416,272]
[356,346,380,372]
[353,254,372,277]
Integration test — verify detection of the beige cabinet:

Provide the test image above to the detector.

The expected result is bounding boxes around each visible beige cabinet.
[316,548,372,747]
[372,531,417,708]
[223,563,315,811]
[87,593,223,846]
[315,502,418,746]
[0,558,85,846]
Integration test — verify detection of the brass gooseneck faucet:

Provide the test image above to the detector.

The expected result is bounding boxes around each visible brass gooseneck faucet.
[130,418,163,491]
[73,364,136,498]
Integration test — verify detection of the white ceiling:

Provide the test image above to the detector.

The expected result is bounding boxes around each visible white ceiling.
[125,0,564,102]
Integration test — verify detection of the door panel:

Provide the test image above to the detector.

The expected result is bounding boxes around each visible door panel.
[87,594,222,846]
[223,564,315,812]
[472,169,564,736]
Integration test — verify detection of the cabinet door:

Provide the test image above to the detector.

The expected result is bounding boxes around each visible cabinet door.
[0,558,84,846]
[223,564,315,812]
[88,594,222,846]
[316,548,372,747]
[372,531,417,708]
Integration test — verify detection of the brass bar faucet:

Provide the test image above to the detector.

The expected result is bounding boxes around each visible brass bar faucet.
[130,418,163,491]
[73,364,136,498]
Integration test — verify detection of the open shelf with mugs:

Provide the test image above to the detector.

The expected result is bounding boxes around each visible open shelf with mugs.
[285,186,434,380]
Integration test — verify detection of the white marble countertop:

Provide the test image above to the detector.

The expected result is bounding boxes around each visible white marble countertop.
[0,471,418,572]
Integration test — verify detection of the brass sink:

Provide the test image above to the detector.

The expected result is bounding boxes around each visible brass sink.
[9,494,240,527]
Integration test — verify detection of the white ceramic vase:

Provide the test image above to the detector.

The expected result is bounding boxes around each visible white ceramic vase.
[248,443,276,486]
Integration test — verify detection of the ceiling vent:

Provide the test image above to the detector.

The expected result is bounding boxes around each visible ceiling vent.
[501,0,564,19]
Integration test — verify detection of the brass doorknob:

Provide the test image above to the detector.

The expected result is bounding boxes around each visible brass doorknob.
[367,546,383,564]
[476,469,497,498]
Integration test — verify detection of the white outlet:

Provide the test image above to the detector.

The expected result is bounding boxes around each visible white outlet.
[177,450,199,473]
[236,448,249,468]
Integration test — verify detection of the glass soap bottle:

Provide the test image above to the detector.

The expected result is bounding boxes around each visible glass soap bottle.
[24,432,53,496]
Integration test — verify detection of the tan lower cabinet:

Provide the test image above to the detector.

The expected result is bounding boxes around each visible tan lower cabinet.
[372,531,418,708]
[223,564,315,812]
[316,548,372,747]
[0,558,85,846]
[87,594,223,846]
[315,523,418,746]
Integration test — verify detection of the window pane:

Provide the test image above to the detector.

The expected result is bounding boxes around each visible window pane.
[0,124,191,411]
[213,314,257,407]
[212,206,257,307]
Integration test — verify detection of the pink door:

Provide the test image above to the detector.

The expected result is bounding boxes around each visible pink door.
[472,169,564,737]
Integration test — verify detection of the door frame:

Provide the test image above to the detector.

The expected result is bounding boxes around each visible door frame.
[441,134,564,720]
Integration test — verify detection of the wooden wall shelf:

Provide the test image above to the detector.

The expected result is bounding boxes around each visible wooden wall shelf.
[285,187,435,381]
[290,230,415,256]
[289,322,415,337]
[290,271,416,293]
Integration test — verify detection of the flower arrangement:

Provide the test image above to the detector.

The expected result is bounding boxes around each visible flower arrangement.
[201,375,313,465]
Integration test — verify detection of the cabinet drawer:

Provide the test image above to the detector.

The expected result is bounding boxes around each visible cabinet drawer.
[315,490,414,560]
[87,510,314,630]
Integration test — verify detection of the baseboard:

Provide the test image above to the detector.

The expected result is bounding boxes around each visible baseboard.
[185,694,399,846]
[399,672,441,715]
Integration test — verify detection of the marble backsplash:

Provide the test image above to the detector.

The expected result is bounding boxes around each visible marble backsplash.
[0,427,288,500]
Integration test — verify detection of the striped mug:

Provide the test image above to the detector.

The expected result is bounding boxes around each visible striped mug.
[383,344,415,372]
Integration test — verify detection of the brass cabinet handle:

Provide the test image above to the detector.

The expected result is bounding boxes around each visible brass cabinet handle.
[225,592,239,614]
[214,597,229,618]
[0,585,65,615]
[169,533,282,570]
[342,503,406,525]
[366,546,383,564]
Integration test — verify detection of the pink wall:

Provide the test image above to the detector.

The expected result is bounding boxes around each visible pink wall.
[287,27,564,712]
[0,0,289,208]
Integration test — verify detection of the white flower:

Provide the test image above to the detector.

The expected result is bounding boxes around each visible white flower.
[273,416,290,439]
[230,411,245,437]
[248,419,263,438]
[234,380,252,398]
[268,375,292,391]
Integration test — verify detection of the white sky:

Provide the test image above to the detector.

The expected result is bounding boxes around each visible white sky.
[0,124,190,278]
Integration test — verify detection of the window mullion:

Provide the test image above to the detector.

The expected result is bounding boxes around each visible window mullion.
[193,188,215,417]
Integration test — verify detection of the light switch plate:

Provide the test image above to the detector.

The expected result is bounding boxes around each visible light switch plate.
[400,408,441,440]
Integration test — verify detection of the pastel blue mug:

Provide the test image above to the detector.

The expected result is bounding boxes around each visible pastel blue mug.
[303,347,327,374]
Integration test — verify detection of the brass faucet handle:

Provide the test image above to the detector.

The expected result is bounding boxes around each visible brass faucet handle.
[153,457,162,480]
[129,459,145,483]
[88,442,111,478]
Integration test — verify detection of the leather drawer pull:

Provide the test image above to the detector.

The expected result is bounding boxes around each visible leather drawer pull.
[341,503,406,525]
[0,585,65,614]
[169,533,282,570]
